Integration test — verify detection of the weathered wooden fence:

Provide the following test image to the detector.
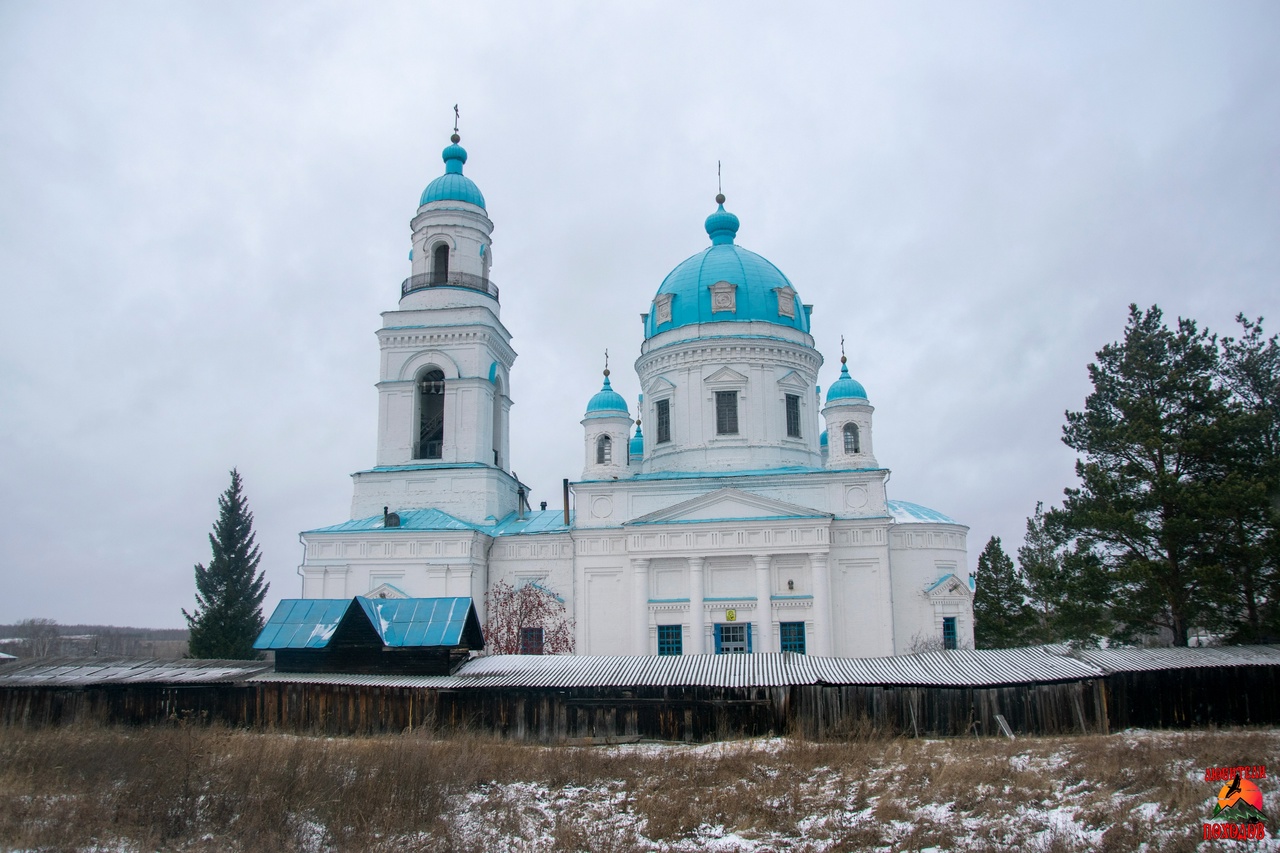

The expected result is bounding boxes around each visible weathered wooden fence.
[4,662,1278,740]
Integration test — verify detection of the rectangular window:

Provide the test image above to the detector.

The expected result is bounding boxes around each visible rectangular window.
[785,394,801,438]
[715,623,749,654]
[519,626,544,655]
[656,399,671,444]
[942,617,957,650]
[779,621,806,654]
[657,624,682,656]
[715,391,739,435]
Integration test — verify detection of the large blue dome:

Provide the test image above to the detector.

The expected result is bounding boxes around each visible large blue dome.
[644,199,808,339]
[419,137,486,209]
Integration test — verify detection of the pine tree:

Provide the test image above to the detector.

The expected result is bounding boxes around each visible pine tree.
[1209,315,1280,642]
[183,469,269,659]
[973,536,1035,648]
[1059,305,1229,645]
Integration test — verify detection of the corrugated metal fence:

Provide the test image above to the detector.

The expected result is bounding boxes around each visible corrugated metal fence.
[3,646,1278,740]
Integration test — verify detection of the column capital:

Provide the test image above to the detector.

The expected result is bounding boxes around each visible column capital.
[631,557,651,571]
[752,554,772,570]
[688,555,705,570]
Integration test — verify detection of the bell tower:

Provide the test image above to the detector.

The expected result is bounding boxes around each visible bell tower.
[349,128,522,524]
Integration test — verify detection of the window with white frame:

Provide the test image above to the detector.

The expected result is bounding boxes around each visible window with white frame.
[596,434,612,465]
[785,394,801,438]
[656,399,671,443]
[715,391,739,435]
[843,423,860,454]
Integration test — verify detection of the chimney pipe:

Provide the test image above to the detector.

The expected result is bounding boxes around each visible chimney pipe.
[563,478,570,526]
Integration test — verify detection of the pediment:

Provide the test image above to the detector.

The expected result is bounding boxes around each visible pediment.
[776,370,809,390]
[704,366,748,385]
[367,583,408,600]
[626,488,831,525]
[926,574,971,599]
[648,375,676,393]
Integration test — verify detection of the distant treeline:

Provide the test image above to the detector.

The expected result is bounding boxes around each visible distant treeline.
[0,620,188,660]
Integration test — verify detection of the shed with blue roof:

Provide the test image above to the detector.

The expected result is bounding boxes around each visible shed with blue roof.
[255,596,484,675]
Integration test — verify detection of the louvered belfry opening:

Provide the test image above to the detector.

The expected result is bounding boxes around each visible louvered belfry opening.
[417,369,445,459]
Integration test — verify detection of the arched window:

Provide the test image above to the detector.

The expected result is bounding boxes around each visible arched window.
[416,369,445,459]
[596,434,612,465]
[843,423,860,454]
[431,243,449,285]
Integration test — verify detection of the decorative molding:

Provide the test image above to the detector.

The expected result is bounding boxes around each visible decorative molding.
[709,280,737,313]
[655,293,674,325]
[774,286,797,319]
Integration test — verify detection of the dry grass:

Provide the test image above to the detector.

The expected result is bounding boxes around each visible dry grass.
[0,722,1275,851]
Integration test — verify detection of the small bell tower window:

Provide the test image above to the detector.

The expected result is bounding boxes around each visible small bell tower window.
[596,434,612,465]
[431,243,449,285]
[843,423,860,454]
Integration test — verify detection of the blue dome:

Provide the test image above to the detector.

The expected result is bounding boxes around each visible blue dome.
[645,199,808,339]
[584,374,630,419]
[819,429,828,447]
[629,423,644,458]
[419,137,486,209]
[826,362,868,404]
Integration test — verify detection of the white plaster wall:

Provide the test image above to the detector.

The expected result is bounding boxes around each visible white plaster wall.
[409,202,493,283]
[886,524,973,653]
[634,326,824,474]
[350,467,520,523]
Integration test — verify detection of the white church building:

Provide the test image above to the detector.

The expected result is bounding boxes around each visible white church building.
[297,130,974,657]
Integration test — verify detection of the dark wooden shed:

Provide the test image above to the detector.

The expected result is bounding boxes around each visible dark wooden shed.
[253,597,483,675]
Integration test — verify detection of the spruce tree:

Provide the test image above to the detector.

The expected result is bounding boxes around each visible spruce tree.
[184,469,269,659]
[1019,502,1113,645]
[973,536,1035,648]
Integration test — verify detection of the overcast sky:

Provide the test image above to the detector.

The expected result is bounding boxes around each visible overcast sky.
[2,2,1278,628]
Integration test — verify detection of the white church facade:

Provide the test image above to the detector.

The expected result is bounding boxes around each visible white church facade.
[297,130,975,657]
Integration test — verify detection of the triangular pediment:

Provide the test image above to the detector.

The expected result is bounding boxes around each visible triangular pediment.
[626,488,831,525]
[776,370,809,390]
[649,375,676,392]
[366,583,408,600]
[704,366,748,385]
[926,574,971,599]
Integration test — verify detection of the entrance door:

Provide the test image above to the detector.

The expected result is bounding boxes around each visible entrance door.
[715,623,750,654]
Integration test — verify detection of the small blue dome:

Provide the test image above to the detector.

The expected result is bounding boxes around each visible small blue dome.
[704,204,740,245]
[584,374,630,419]
[419,137,486,209]
[629,423,644,458]
[819,430,828,447]
[646,197,808,339]
[826,361,868,404]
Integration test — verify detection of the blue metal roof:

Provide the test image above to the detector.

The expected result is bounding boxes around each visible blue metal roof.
[419,139,486,209]
[584,374,629,418]
[306,508,483,534]
[645,201,809,339]
[826,362,869,403]
[629,423,644,459]
[253,599,350,649]
[887,500,960,525]
[254,597,481,650]
[356,597,477,647]
[490,509,573,535]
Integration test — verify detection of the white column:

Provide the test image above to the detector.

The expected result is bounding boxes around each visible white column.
[811,552,832,656]
[753,555,772,654]
[688,556,705,654]
[632,558,650,654]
